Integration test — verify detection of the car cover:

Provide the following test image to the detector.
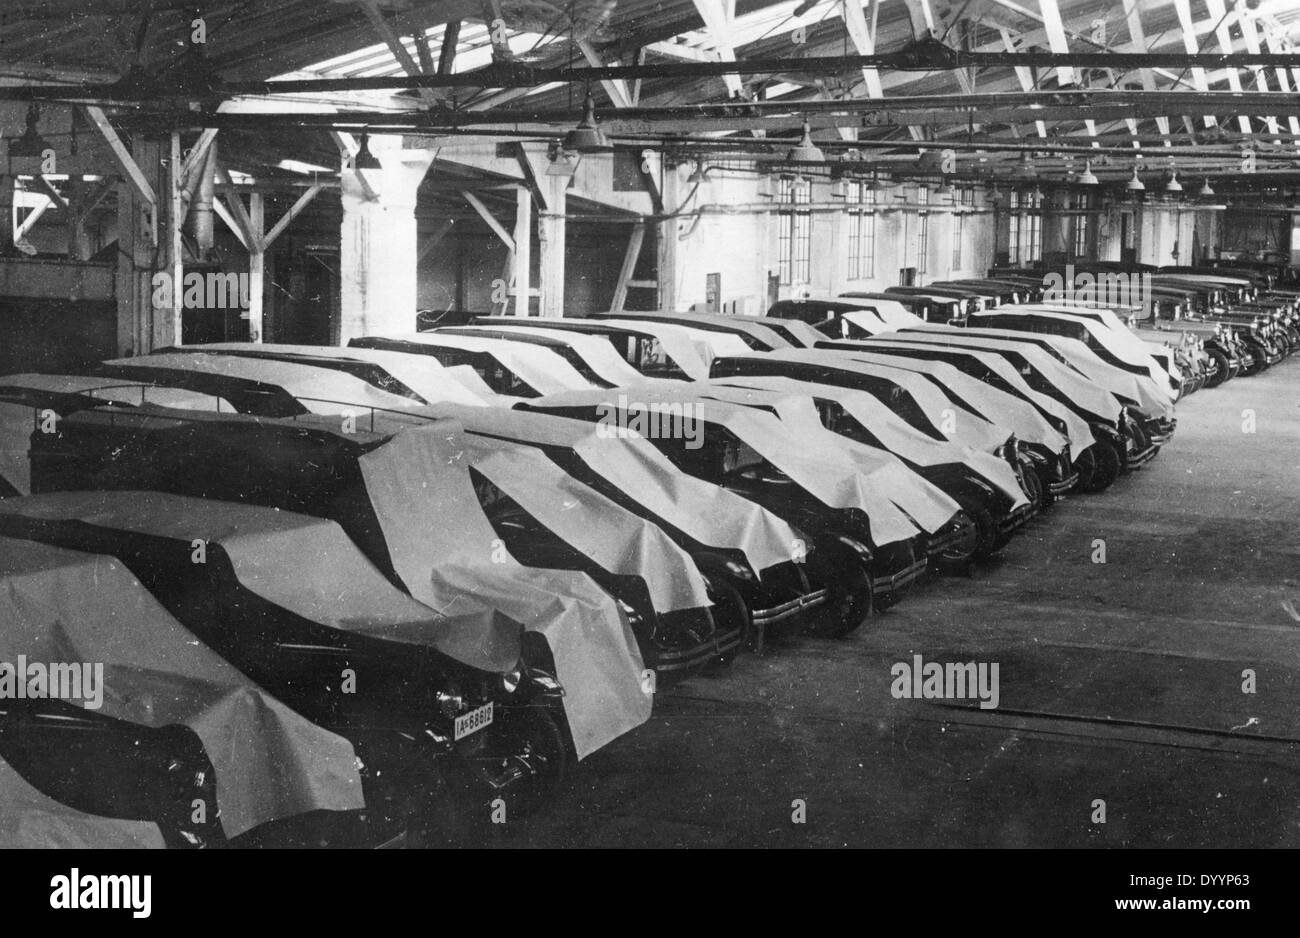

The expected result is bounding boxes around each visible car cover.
[975,306,1172,392]
[438,326,653,388]
[459,434,713,612]
[0,529,366,840]
[681,382,989,522]
[591,312,795,352]
[97,353,424,416]
[185,343,491,408]
[928,324,1176,419]
[595,318,750,369]
[396,403,801,576]
[752,317,827,348]
[708,376,1029,505]
[875,330,1126,426]
[522,387,924,547]
[353,333,595,394]
[356,422,650,758]
[0,374,231,496]
[0,748,166,849]
[846,336,1099,454]
[712,349,1011,454]
[797,353,1069,452]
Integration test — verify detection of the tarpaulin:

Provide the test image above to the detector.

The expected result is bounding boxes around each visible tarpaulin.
[593,312,796,352]
[442,326,652,388]
[355,333,595,394]
[596,319,746,372]
[857,337,1099,454]
[757,318,827,348]
[802,354,1069,452]
[0,753,166,849]
[405,403,801,577]
[2,489,520,675]
[986,306,1174,394]
[460,435,712,612]
[98,353,425,416]
[934,325,1176,420]
[843,308,927,334]
[589,320,715,380]
[525,387,923,548]
[0,531,366,840]
[191,343,491,408]
[357,422,650,758]
[884,330,1125,426]
[0,374,232,496]
[709,376,1029,506]
[716,350,1011,454]
[686,382,978,527]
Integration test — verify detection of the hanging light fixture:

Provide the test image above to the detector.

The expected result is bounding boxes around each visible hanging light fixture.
[1165,171,1183,193]
[8,103,51,158]
[1017,150,1038,178]
[563,92,613,153]
[1078,160,1098,185]
[1126,166,1145,191]
[938,177,955,200]
[353,132,382,170]
[1198,178,1215,197]
[785,121,825,163]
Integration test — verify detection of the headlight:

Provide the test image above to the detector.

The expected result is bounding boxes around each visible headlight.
[500,662,523,695]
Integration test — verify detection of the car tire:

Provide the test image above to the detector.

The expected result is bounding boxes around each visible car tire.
[1080,441,1120,493]
[808,558,873,639]
[1203,348,1231,388]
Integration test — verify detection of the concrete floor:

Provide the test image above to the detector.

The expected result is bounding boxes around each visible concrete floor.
[492,358,1300,848]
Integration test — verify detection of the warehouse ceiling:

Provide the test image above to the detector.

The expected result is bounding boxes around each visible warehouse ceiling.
[6,0,1300,185]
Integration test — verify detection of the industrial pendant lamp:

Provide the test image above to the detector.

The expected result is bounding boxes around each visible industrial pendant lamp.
[8,103,51,158]
[563,93,613,153]
[1126,166,1145,191]
[354,133,382,170]
[1078,160,1098,185]
[1165,171,1183,193]
[785,121,825,163]
[1198,178,1215,197]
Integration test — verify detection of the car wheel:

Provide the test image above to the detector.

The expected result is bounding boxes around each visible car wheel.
[703,577,752,667]
[1079,442,1119,493]
[1203,348,1231,388]
[808,558,873,638]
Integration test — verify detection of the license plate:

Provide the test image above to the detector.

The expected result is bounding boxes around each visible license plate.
[454,702,494,741]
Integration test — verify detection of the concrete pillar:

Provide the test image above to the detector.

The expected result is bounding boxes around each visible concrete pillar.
[538,174,566,317]
[339,136,435,342]
[657,162,681,312]
[0,176,13,254]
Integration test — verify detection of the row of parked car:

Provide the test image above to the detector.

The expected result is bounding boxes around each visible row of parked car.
[1,262,1285,847]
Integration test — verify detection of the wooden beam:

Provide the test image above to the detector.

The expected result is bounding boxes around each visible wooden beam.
[512,186,531,317]
[215,164,259,250]
[262,184,324,249]
[83,105,156,207]
[691,0,744,98]
[181,128,219,188]
[248,192,265,343]
[610,222,645,313]
[212,199,249,250]
[418,218,455,262]
[578,39,633,109]
[1173,0,1216,129]
[998,27,1046,138]
[463,191,515,250]
[356,0,440,106]
[438,20,461,74]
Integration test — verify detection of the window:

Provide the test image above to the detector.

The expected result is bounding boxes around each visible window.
[916,187,930,274]
[952,189,972,270]
[1071,191,1090,258]
[1027,190,1042,261]
[777,177,812,285]
[1008,192,1022,265]
[847,181,876,280]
